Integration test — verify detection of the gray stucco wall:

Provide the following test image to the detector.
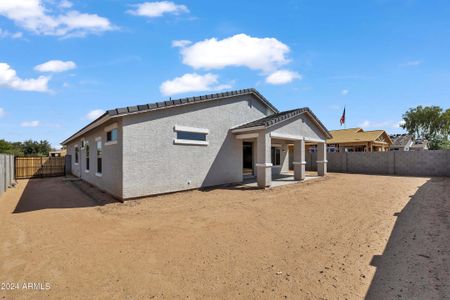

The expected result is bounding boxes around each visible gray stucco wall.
[270,139,290,175]
[121,94,272,198]
[0,154,14,198]
[306,151,450,177]
[269,114,327,141]
[66,119,123,198]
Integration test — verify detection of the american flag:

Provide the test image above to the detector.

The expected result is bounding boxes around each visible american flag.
[340,108,346,126]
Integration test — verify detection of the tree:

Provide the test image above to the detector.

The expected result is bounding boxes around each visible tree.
[401,106,450,150]
[0,139,53,156]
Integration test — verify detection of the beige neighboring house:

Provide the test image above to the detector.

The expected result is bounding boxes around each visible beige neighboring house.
[49,148,67,157]
[321,128,392,152]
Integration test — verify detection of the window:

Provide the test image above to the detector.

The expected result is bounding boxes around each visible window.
[271,147,281,166]
[106,128,117,143]
[81,140,85,149]
[177,131,207,141]
[96,139,102,175]
[173,125,209,146]
[74,146,79,164]
[85,144,90,171]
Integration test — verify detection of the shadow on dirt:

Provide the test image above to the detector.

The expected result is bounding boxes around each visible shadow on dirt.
[13,177,117,213]
[365,177,450,299]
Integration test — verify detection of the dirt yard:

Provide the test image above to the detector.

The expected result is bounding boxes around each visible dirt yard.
[0,174,448,299]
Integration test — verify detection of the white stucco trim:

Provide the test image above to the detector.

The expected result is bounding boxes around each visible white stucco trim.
[231,126,265,133]
[270,132,303,141]
[235,133,258,139]
[305,137,326,143]
[95,172,102,177]
[105,140,118,146]
[174,125,209,134]
[293,161,307,165]
[316,160,328,163]
[95,136,102,142]
[104,122,118,132]
[271,143,282,147]
[255,163,273,167]
[173,139,209,146]
[85,169,90,173]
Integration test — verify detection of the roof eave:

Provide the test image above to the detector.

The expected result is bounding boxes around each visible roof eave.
[61,113,112,145]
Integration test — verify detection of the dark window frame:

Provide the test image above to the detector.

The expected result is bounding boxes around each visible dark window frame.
[106,128,118,142]
[96,140,102,174]
[75,146,79,164]
[85,144,90,171]
[271,147,281,166]
[176,131,207,141]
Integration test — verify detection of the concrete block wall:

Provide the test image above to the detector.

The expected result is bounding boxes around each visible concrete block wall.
[0,154,15,198]
[306,150,450,177]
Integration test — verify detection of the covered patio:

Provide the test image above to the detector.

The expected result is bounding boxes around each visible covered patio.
[231,108,332,188]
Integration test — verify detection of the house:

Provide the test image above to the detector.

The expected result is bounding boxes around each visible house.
[320,128,392,152]
[61,89,331,200]
[410,139,429,151]
[49,148,67,157]
[389,134,414,151]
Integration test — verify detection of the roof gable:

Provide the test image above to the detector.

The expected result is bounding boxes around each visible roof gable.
[231,107,332,139]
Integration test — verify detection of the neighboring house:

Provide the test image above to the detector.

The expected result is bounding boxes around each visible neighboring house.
[389,134,414,151]
[318,128,392,152]
[49,148,67,157]
[61,89,331,200]
[410,139,429,151]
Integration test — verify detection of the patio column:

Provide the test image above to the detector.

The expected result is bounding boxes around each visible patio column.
[317,142,327,176]
[256,131,272,188]
[293,139,306,181]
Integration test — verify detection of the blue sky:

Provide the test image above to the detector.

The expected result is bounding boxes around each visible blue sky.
[1,0,449,148]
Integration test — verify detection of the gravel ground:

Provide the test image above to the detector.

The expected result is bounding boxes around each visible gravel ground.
[0,173,448,299]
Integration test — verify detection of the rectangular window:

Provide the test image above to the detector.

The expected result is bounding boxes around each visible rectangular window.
[75,146,79,164]
[176,131,207,141]
[85,144,90,171]
[96,140,102,174]
[173,125,209,146]
[106,128,117,142]
[81,140,85,149]
[271,147,281,166]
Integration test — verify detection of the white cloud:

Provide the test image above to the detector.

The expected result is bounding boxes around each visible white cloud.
[0,107,5,118]
[395,120,406,128]
[21,120,40,127]
[34,60,76,73]
[85,109,105,121]
[58,0,73,9]
[400,60,422,67]
[0,28,22,39]
[0,0,114,37]
[127,1,189,18]
[265,69,301,85]
[359,120,371,128]
[179,34,291,73]
[172,39,191,48]
[0,62,50,92]
[359,120,402,129]
[341,89,349,95]
[160,73,231,96]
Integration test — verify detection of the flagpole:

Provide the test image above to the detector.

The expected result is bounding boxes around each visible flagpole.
[344,105,346,129]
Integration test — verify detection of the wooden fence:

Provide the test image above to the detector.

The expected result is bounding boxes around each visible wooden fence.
[15,156,66,179]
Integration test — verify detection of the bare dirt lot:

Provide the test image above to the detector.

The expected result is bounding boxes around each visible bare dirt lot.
[0,174,449,299]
